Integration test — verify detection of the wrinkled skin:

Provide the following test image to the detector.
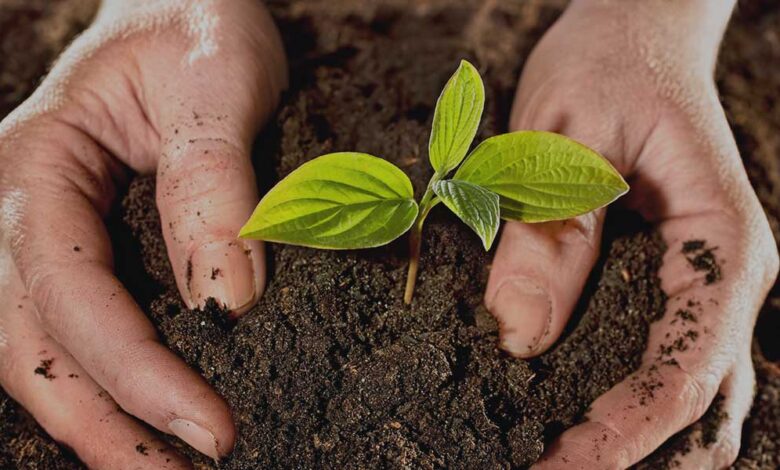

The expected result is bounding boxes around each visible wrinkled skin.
[485,1,779,468]
[0,0,777,469]
[0,0,285,467]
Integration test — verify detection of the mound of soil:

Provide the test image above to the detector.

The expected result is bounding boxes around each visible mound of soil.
[0,1,778,469]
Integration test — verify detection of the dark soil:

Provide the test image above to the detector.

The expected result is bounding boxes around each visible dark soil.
[681,240,722,286]
[0,1,779,469]
[0,0,97,118]
[32,359,56,381]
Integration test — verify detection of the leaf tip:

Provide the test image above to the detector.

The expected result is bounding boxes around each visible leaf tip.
[457,59,484,93]
[618,177,631,195]
[458,58,476,71]
[610,171,631,201]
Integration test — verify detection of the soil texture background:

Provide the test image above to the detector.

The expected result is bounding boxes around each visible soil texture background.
[0,1,778,469]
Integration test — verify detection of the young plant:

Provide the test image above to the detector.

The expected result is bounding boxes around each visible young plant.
[239,60,628,304]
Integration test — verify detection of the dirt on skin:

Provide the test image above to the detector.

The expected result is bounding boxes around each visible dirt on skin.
[0,1,778,469]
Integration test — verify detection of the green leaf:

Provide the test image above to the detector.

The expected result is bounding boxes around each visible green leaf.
[239,152,419,249]
[454,131,629,222]
[428,60,485,175]
[432,179,499,250]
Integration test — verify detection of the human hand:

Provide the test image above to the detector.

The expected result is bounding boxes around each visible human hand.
[484,1,779,467]
[0,0,286,467]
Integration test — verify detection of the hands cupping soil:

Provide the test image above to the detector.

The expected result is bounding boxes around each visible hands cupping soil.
[1,0,778,469]
[0,0,285,466]
[486,2,778,468]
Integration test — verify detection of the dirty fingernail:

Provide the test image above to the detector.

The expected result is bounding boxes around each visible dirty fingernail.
[489,280,551,357]
[168,418,220,460]
[189,240,257,312]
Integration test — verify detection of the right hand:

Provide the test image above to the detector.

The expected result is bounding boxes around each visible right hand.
[0,0,286,467]
[485,1,778,467]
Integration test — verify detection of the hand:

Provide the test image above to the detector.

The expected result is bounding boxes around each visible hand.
[485,1,778,468]
[0,0,285,467]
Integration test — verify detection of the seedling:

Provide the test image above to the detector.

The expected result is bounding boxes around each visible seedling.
[239,60,628,304]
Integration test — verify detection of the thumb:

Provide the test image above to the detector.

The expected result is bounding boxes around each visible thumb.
[486,211,604,357]
[157,132,265,316]
[152,81,280,315]
[140,3,287,316]
[486,95,622,357]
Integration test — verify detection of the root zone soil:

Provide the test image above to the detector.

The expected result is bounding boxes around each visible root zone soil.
[1,1,779,469]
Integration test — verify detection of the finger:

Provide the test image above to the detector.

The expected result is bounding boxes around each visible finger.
[0,257,190,469]
[487,101,619,357]
[3,123,234,459]
[152,81,268,318]
[532,218,767,470]
[139,3,286,317]
[532,250,761,470]
[674,356,754,470]
[533,358,723,469]
[485,211,604,357]
[157,135,264,316]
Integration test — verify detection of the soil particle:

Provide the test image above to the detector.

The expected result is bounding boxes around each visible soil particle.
[135,443,149,456]
[682,239,722,285]
[33,359,56,381]
[658,329,700,358]
[635,394,729,469]
[629,364,666,407]
[186,260,193,288]
[673,308,698,324]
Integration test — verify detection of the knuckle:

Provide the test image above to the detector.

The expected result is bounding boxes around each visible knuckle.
[25,261,100,336]
[2,120,116,214]
[555,211,600,249]
[675,368,717,422]
[158,137,247,203]
[597,423,633,467]
[167,137,244,167]
[26,264,68,330]
[558,422,632,469]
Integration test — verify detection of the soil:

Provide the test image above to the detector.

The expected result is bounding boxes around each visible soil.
[0,1,779,469]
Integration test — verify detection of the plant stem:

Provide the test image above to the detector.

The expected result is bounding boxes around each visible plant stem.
[404,176,440,304]
[403,223,422,304]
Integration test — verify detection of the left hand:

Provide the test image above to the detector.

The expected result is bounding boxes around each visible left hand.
[0,0,286,466]
[484,1,779,467]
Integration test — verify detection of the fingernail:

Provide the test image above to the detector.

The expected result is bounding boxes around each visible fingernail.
[189,240,257,312]
[168,418,220,460]
[489,280,552,357]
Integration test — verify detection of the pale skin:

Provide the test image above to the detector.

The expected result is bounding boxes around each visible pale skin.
[0,1,776,469]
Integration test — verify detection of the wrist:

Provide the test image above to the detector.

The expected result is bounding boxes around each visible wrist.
[570,0,736,39]
[564,0,735,73]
